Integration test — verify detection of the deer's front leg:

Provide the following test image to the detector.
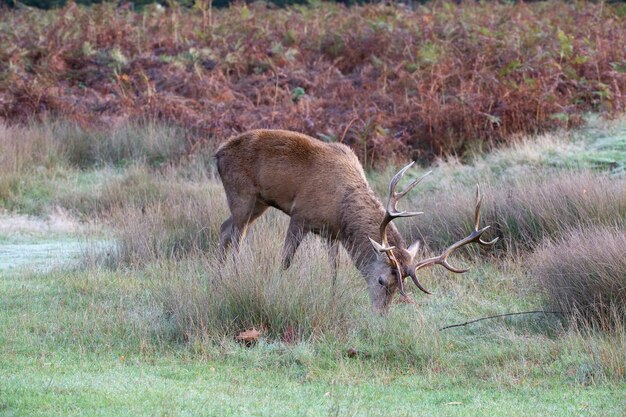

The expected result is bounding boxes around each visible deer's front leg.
[281,218,308,270]
[327,238,340,287]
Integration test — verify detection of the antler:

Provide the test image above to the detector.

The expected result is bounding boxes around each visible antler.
[406,185,498,293]
[379,162,431,249]
[368,162,431,296]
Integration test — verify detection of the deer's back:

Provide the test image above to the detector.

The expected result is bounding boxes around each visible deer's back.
[216,130,368,226]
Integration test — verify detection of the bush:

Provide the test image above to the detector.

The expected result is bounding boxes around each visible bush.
[6,0,307,10]
[1,2,624,166]
[531,225,626,330]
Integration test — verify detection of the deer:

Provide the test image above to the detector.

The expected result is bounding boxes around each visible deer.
[216,129,498,313]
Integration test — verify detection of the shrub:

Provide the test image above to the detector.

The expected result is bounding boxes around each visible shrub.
[530,225,626,330]
[1,2,624,166]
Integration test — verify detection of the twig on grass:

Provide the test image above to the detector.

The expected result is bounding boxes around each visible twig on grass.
[439,310,564,331]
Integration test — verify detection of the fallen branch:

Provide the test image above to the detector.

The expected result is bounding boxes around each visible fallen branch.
[439,310,564,331]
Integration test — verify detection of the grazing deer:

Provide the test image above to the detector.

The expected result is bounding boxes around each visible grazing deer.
[216,130,497,313]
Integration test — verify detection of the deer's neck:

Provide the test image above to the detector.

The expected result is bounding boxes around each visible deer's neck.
[338,186,406,274]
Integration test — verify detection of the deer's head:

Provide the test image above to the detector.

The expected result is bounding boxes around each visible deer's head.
[367,162,498,312]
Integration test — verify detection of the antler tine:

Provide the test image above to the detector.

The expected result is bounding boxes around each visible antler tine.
[396,266,407,296]
[408,272,432,295]
[474,185,482,230]
[386,164,431,216]
[473,184,499,247]
[379,163,431,246]
[368,237,395,253]
[408,184,498,291]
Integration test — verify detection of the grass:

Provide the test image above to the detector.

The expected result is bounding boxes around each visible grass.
[2,353,623,416]
[1,257,624,415]
[0,120,201,171]
[532,225,626,330]
[1,1,624,412]
[368,118,626,256]
[407,169,626,254]
[0,118,625,415]
[368,116,626,193]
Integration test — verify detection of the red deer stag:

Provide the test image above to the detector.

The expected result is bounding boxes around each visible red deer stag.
[216,130,497,313]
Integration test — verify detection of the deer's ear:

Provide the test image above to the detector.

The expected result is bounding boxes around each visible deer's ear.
[368,237,395,254]
[406,240,420,261]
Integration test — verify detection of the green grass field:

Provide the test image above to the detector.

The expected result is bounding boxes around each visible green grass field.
[0,118,624,416]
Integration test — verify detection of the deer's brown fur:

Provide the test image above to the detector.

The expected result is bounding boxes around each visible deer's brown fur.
[216,129,497,312]
[216,129,411,311]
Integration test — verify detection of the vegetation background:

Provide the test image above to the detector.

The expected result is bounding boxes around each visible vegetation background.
[0,1,624,415]
[5,0,436,10]
[2,0,625,166]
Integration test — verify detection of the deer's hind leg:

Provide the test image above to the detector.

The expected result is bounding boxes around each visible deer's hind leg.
[281,217,309,270]
[218,216,236,258]
[219,194,268,260]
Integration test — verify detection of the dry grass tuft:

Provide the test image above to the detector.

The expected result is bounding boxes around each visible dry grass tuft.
[410,171,626,254]
[152,216,362,343]
[110,177,227,265]
[0,121,198,171]
[0,123,62,173]
[531,226,626,330]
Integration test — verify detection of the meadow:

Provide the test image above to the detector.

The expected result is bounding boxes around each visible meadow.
[0,116,624,415]
[1,1,625,416]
